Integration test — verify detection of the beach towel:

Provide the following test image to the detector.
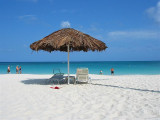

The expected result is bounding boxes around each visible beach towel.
[50,86,60,89]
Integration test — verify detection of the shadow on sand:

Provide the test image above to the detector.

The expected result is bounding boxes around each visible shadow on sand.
[21,79,53,85]
[21,79,160,94]
[92,83,160,94]
[21,78,75,85]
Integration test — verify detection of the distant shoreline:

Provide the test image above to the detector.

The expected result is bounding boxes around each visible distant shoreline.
[1,61,160,75]
[0,60,160,63]
[2,73,160,75]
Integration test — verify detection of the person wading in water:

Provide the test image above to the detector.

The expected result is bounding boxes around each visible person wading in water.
[111,68,114,75]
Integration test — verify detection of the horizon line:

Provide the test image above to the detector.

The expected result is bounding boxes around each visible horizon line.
[0,60,160,62]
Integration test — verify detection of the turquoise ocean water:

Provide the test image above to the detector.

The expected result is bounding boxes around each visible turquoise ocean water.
[0,61,160,75]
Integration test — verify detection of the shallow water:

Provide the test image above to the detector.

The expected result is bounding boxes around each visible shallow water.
[0,61,160,75]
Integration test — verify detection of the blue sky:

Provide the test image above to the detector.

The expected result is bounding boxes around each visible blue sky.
[0,0,160,62]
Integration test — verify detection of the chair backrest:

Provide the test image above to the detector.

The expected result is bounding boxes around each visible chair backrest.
[76,68,89,83]
[50,73,64,79]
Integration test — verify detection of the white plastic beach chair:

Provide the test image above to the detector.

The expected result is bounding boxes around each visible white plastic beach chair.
[76,68,91,84]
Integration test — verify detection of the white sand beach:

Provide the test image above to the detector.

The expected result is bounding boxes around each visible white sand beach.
[0,74,160,120]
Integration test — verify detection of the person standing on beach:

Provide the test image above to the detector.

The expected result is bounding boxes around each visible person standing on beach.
[16,66,19,74]
[100,70,103,75]
[19,66,22,74]
[7,66,10,74]
[111,68,114,75]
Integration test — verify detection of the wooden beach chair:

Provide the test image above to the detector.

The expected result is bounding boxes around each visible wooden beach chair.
[76,68,91,84]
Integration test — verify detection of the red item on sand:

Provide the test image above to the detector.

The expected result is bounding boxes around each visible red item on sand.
[54,86,60,89]
[50,86,60,89]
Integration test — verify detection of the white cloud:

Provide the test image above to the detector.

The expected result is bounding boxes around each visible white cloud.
[52,9,76,14]
[146,1,160,24]
[0,49,15,52]
[18,15,37,22]
[48,0,54,2]
[88,25,99,32]
[107,30,160,40]
[61,21,71,28]
[60,9,76,14]
[17,0,38,2]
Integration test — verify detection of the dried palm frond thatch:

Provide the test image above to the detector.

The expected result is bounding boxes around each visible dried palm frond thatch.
[30,28,107,52]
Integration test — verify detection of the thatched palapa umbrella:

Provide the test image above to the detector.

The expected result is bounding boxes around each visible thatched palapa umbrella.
[30,28,107,84]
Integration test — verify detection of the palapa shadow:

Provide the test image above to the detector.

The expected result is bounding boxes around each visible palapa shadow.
[21,79,52,85]
[92,83,160,94]
[21,78,74,85]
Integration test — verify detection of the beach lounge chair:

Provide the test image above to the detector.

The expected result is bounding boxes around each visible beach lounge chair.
[49,73,65,84]
[76,68,91,84]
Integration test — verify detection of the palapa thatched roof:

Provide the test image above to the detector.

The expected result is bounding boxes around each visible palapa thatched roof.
[30,28,107,52]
